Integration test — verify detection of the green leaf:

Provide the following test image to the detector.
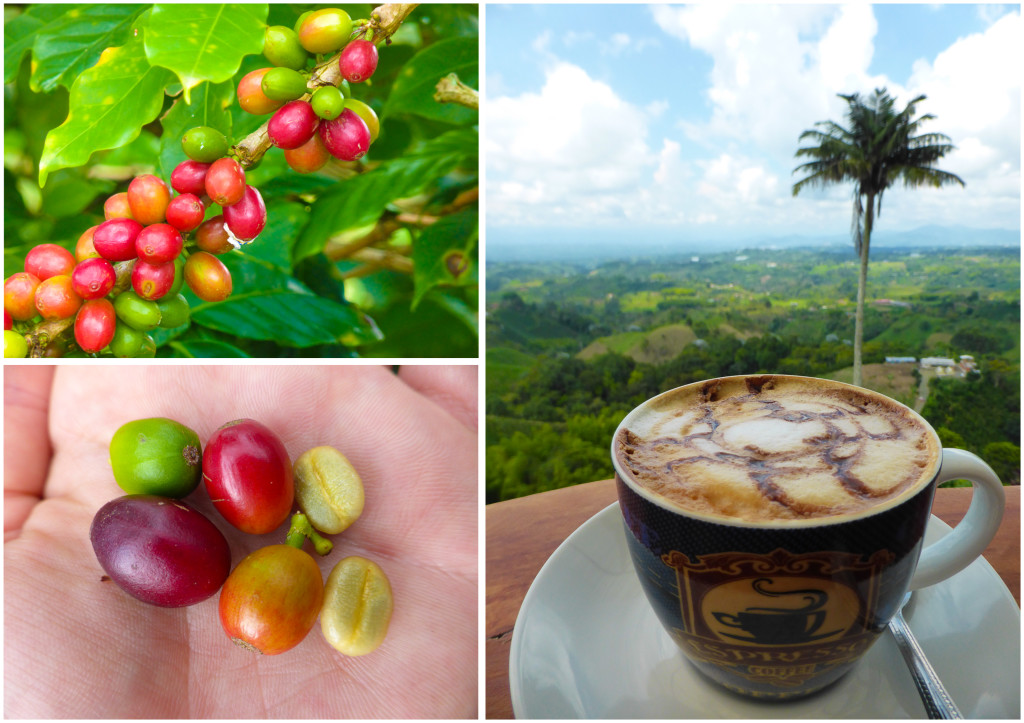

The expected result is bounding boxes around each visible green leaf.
[3,4,67,84]
[244,201,308,271]
[166,340,250,357]
[158,80,234,180]
[39,169,114,218]
[361,293,476,358]
[145,4,268,103]
[30,5,146,93]
[293,129,476,262]
[38,33,174,187]
[384,37,478,125]
[186,254,381,347]
[412,207,478,308]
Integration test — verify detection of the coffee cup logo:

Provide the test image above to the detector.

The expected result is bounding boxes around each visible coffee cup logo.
[710,578,843,644]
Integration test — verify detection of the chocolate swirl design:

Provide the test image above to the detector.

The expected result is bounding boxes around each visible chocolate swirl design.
[616,377,937,522]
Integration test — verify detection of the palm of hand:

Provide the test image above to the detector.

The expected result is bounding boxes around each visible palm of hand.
[4,366,477,718]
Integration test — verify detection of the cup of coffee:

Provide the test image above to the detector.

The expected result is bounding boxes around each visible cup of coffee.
[612,374,1005,700]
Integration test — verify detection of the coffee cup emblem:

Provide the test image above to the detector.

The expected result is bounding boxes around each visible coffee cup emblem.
[711,578,842,644]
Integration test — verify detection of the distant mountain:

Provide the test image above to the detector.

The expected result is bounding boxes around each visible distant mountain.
[487,225,1020,262]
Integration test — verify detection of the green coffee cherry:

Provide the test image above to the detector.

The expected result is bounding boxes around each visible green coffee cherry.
[264,25,308,70]
[109,323,145,358]
[109,417,203,497]
[114,290,161,331]
[293,10,313,35]
[261,67,308,101]
[338,79,351,99]
[296,8,353,54]
[157,293,190,328]
[181,126,229,163]
[311,85,345,120]
[137,334,157,358]
[168,256,186,296]
[4,330,28,358]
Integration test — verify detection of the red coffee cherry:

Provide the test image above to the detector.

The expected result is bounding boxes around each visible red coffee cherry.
[284,132,331,174]
[4,309,11,331]
[25,244,75,281]
[104,192,134,221]
[222,186,266,242]
[268,100,319,150]
[132,260,177,301]
[71,258,116,300]
[34,275,82,320]
[166,194,206,233]
[170,160,211,196]
[4,273,42,321]
[237,68,285,115]
[74,226,102,263]
[195,216,235,254]
[93,218,143,262]
[74,298,116,353]
[135,224,184,264]
[339,40,379,83]
[128,175,172,225]
[319,109,371,161]
[184,252,232,302]
[205,158,246,207]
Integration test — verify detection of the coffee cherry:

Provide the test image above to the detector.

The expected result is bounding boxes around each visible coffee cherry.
[297,8,353,54]
[25,244,75,281]
[310,85,345,120]
[4,273,42,321]
[205,158,246,207]
[195,216,235,254]
[127,175,171,226]
[137,334,157,358]
[135,224,184,264]
[168,255,187,296]
[237,68,285,115]
[4,330,28,358]
[182,126,229,164]
[74,298,116,353]
[293,10,313,34]
[104,192,134,221]
[132,260,177,301]
[268,100,319,150]
[74,226,102,263]
[171,160,211,196]
[284,132,331,174]
[261,67,308,102]
[34,275,82,320]
[157,293,190,328]
[110,418,203,498]
[319,109,371,161]
[93,218,143,262]
[264,25,308,70]
[114,290,161,331]
[165,194,206,233]
[3,309,10,331]
[222,186,267,241]
[109,322,145,358]
[184,252,232,302]
[71,258,116,300]
[343,98,380,143]
[339,39,378,83]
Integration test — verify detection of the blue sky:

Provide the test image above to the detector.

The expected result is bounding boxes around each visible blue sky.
[486,4,1021,246]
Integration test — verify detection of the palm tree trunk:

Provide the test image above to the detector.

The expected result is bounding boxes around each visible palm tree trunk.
[853,192,875,387]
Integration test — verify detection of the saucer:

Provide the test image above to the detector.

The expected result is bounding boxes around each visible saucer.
[509,503,1020,719]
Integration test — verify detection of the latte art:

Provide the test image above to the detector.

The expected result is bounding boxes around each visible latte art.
[615,376,939,522]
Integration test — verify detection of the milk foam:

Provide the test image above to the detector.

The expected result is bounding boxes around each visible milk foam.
[615,376,939,522]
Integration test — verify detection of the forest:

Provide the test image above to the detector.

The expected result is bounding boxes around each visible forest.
[486,246,1020,502]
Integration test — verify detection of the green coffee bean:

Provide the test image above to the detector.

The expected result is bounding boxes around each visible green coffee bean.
[320,556,393,656]
[293,446,364,534]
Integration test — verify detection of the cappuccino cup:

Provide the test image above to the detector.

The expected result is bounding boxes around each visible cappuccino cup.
[612,374,1005,700]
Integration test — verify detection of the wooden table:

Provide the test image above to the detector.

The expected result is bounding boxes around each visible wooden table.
[485,481,1020,719]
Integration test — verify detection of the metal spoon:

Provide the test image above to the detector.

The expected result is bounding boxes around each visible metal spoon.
[888,591,963,719]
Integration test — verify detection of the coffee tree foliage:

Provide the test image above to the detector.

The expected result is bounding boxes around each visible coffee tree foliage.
[4,3,479,357]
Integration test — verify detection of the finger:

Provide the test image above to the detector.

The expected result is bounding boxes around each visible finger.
[4,365,56,540]
[396,365,478,431]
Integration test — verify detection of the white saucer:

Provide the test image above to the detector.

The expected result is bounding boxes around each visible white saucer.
[510,503,1020,719]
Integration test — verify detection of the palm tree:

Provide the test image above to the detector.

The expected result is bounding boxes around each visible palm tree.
[793,88,964,387]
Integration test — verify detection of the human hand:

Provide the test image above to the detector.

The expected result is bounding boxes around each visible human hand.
[4,365,477,718]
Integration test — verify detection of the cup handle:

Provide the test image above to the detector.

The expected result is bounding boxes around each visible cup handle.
[909,448,1006,590]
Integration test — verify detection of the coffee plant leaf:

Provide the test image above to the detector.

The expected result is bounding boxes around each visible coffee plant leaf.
[157,80,234,179]
[145,3,267,103]
[4,4,67,84]
[292,129,475,263]
[30,5,146,93]
[412,207,478,308]
[383,36,478,125]
[39,33,174,187]
[244,200,308,272]
[165,340,250,358]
